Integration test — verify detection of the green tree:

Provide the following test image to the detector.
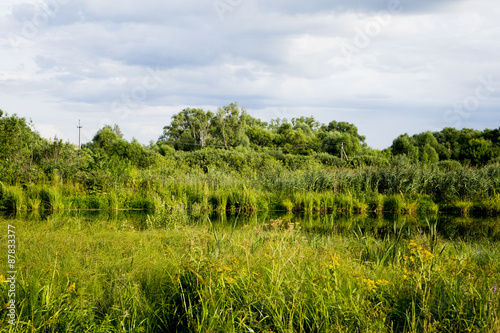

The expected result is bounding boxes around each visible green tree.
[421,144,439,164]
[247,125,274,149]
[462,138,491,166]
[211,102,249,150]
[0,112,38,162]
[320,121,366,157]
[159,108,214,150]
[274,122,317,155]
[392,134,413,156]
[85,125,122,154]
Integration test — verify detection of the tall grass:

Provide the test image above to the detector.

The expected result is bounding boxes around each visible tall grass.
[0,182,24,211]
[2,213,499,332]
[25,184,41,211]
[1,163,499,216]
[40,186,64,211]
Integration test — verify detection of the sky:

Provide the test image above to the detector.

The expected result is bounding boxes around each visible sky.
[0,0,499,149]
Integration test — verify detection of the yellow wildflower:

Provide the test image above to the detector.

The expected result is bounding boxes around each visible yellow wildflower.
[375,279,393,286]
[328,255,340,269]
[362,278,377,292]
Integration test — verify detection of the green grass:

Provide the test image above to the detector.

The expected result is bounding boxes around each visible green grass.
[384,194,406,213]
[40,186,64,211]
[1,162,500,216]
[0,183,24,211]
[1,214,499,332]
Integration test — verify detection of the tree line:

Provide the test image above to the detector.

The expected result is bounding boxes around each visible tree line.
[155,102,499,166]
[0,103,499,186]
[156,102,368,157]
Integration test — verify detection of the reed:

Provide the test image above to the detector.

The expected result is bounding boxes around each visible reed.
[452,200,474,216]
[106,192,119,211]
[0,183,25,211]
[1,155,499,216]
[472,197,500,216]
[4,214,500,332]
[25,184,41,211]
[366,192,384,212]
[384,194,405,213]
[335,193,354,213]
[319,192,336,212]
[353,197,368,213]
[40,186,64,211]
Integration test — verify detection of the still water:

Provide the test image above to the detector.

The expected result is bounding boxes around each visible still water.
[1,209,499,243]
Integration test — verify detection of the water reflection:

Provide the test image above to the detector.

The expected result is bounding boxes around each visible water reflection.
[1,210,500,242]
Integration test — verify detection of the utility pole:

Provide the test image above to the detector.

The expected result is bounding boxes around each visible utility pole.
[77,120,82,150]
[341,140,349,161]
[341,140,343,160]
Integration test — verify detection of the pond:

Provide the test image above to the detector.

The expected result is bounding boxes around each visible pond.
[2,209,499,332]
[2,209,499,243]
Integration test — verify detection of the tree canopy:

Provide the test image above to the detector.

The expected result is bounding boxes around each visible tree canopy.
[389,128,500,166]
[0,103,499,189]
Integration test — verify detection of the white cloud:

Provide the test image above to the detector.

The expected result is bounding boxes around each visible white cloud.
[37,123,65,140]
[0,0,499,149]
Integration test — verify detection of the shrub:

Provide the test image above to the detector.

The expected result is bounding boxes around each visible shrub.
[437,160,462,172]
[281,199,294,212]
[417,196,439,215]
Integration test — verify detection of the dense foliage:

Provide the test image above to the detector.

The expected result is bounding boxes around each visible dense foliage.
[390,128,500,166]
[0,106,499,215]
[1,106,500,332]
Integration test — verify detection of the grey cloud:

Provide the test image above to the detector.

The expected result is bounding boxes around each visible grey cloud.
[10,3,37,22]
[257,0,460,15]
[1,0,498,149]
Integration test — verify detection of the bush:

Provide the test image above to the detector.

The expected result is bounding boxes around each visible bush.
[437,160,462,172]
[417,196,439,215]
[384,195,405,213]
[313,153,346,168]
[281,199,294,212]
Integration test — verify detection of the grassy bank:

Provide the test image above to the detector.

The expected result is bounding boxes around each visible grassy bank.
[1,214,499,332]
[1,160,500,216]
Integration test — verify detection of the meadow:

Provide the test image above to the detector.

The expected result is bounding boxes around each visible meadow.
[1,112,500,331]
[1,210,499,332]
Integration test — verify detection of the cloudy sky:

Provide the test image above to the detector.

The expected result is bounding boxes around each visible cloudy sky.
[1,0,499,149]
